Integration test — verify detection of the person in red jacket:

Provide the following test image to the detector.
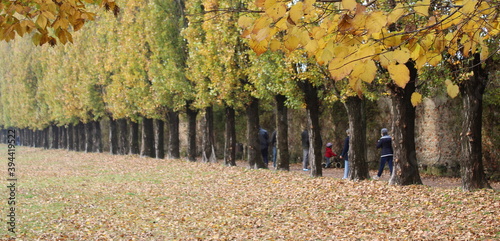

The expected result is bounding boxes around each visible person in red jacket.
[324,142,337,168]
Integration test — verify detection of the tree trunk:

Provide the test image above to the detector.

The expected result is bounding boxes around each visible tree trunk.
[246,98,266,169]
[94,121,102,153]
[109,119,118,154]
[389,62,423,185]
[275,94,290,171]
[344,96,369,180]
[32,130,37,147]
[84,122,93,153]
[141,117,155,158]
[224,106,236,166]
[78,122,85,151]
[129,120,139,155]
[154,119,165,159]
[459,54,491,190]
[302,82,323,177]
[166,110,180,159]
[61,126,67,149]
[186,104,198,162]
[201,107,217,163]
[43,127,49,149]
[67,125,74,151]
[50,125,59,149]
[117,118,128,155]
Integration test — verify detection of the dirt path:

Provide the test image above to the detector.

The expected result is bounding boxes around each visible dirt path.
[285,162,500,190]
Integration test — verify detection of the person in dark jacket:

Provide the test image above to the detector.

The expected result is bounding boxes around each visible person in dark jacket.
[301,129,309,171]
[340,129,350,179]
[259,128,270,166]
[374,128,393,179]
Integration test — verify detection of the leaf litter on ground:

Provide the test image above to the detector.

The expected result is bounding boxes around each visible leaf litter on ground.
[1,145,498,240]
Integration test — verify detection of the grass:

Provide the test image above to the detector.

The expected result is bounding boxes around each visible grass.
[1,145,499,240]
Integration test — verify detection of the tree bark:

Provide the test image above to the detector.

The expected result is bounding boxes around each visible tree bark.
[43,127,49,149]
[141,117,155,158]
[129,120,139,154]
[186,103,198,162]
[117,118,128,155]
[50,125,59,149]
[301,82,323,177]
[61,126,67,149]
[275,94,290,171]
[389,62,423,185]
[94,121,102,153]
[154,119,165,159]
[201,107,217,163]
[109,119,118,154]
[344,96,370,180]
[246,98,266,169]
[84,122,93,153]
[459,54,491,190]
[166,110,180,159]
[223,106,236,166]
[67,125,74,151]
[78,122,85,151]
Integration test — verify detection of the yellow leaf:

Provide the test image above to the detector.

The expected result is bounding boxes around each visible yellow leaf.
[305,39,318,56]
[266,2,286,21]
[427,53,442,66]
[249,39,268,56]
[342,0,357,11]
[446,83,459,98]
[238,16,254,29]
[255,26,270,41]
[36,14,47,29]
[317,48,333,65]
[393,47,411,64]
[275,18,288,30]
[264,0,277,9]
[366,11,386,35]
[388,64,410,88]
[290,2,304,24]
[415,55,427,69]
[388,4,405,24]
[359,60,377,83]
[284,35,300,51]
[480,43,489,62]
[328,57,353,81]
[411,92,422,107]
[462,0,477,15]
[270,39,281,51]
[379,51,394,68]
[251,16,271,34]
[255,0,266,8]
[414,0,430,17]
[410,44,422,61]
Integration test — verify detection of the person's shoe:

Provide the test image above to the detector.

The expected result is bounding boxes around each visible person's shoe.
[372,175,380,180]
[303,168,310,171]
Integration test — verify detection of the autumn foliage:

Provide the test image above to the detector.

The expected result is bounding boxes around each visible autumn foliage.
[239,0,499,98]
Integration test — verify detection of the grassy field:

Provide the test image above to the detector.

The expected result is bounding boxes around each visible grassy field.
[1,145,499,240]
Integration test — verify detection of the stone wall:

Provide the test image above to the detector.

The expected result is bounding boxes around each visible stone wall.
[415,95,462,176]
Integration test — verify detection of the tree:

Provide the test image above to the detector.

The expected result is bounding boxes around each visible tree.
[0,0,119,46]
[240,0,499,187]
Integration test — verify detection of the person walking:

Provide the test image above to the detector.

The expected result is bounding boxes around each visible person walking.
[301,129,309,171]
[373,128,393,180]
[258,127,270,166]
[339,129,349,179]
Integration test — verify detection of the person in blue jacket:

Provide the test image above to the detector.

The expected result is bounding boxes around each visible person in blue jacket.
[374,128,393,180]
[258,127,270,166]
[339,129,350,179]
